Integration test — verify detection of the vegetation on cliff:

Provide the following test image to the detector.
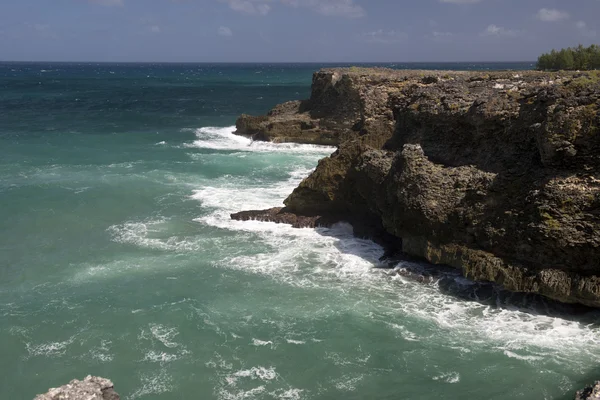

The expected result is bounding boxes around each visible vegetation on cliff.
[537,44,600,71]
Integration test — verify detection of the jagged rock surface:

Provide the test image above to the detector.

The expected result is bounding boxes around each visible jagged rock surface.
[231,207,323,228]
[235,68,399,147]
[576,381,600,399]
[34,376,119,400]
[232,68,600,307]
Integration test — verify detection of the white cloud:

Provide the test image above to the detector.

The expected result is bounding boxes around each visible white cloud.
[257,3,272,14]
[361,29,407,44]
[25,22,59,39]
[300,0,364,18]
[282,0,366,18]
[221,0,271,15]
[576,21,597,37]
[536,8,569,22]
[429,31,454,42]
[481,24,518,37]
[32,23,50,32]
[221,0,365,18]
[218,26,233,37]
[89,0,124,6]
[150,25,161,33]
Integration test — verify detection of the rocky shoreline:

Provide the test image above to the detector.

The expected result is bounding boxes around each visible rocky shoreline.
[231,68,600,308]
[33,376,600,399]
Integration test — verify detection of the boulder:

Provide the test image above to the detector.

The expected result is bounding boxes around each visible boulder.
[34,376,119,400]
[576,381,600,400]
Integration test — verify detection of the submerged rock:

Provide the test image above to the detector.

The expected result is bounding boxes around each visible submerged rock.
[231,207,325,228]
[232,68,600,308]
[34,376,119,400]
[576,381,600,400]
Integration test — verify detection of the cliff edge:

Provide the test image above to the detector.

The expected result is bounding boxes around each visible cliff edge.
[232,68,600,308]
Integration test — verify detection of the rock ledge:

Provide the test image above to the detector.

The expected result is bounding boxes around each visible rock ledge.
[231,68,600,308]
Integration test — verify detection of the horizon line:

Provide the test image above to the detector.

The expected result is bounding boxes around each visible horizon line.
[0,60,536,64]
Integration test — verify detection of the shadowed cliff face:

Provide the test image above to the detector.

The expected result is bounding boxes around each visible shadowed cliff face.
[232,68,600,308]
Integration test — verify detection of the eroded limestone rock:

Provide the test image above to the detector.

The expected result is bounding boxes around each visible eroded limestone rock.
[34,376,119,400]
[576,381,600,400]
[232,68,600,307]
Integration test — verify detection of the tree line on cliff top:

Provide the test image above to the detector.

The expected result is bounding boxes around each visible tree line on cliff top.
[537,44,600,70]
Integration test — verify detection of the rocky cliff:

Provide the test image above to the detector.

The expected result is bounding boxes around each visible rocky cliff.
[232,68,600,308]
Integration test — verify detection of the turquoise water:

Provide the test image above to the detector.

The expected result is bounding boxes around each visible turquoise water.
[1,62,599,400]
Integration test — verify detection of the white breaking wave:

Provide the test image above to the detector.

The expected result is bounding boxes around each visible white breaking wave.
[271,389,304,400]
[186,126,336,154]
[217,366,305,400]
[231,366,278,382]
[128,370,173,400]
[432,372,460,384]
[95,122,600,391]
[143,350,180,364]
[148,324,181,349]
[251,339,275,348]
[191,161,323,233]
[87,339,114,363]
[333,375,364,391]
[285,339,306,345]
[186,126,600,372]
[218,386,266,400]
[503,350,543,362]
[106,218,208,253]
[25,335,77,358]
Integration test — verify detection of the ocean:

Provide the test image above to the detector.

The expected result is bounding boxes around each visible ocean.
[1,62,599,400]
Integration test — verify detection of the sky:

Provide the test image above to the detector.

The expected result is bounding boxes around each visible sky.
[0,0,599,62]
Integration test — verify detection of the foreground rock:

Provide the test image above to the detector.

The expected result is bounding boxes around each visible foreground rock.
[576,381,600,399]
[34,376,119,400]
[233,68,600,308]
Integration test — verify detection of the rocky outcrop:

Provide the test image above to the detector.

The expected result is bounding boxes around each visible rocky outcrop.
[576,381,600,399]
[235,68,400,147]
[231,207,324,228]
[34,376,119,400]
[232,68,600,308]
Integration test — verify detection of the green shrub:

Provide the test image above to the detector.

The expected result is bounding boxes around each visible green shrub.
[537,44,600,71]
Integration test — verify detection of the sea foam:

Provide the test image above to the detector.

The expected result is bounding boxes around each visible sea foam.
[187,126,336,154]
[188,126,600,372]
